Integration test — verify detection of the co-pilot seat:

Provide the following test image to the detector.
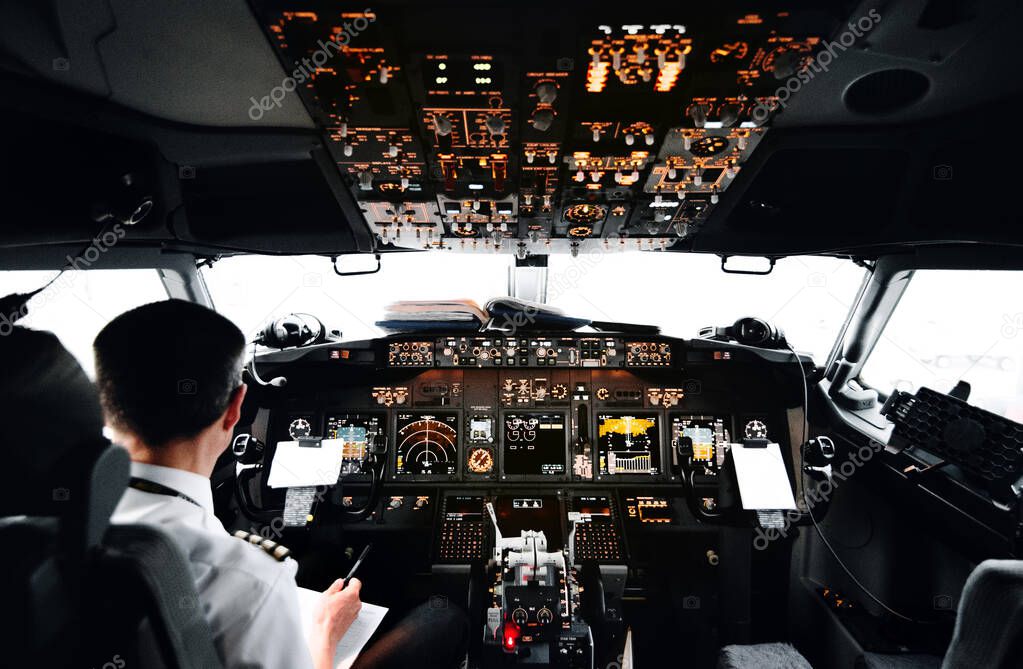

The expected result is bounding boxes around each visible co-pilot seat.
[0,326,223,668]
[718,558,1023,669]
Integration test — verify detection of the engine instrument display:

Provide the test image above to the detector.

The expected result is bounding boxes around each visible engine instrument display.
[394,412,459,476]
[326,413,384,474]
[596,413,662,476]
[502,412,567,476]
[671,414,730,473]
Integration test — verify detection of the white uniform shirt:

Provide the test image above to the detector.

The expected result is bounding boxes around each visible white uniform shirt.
[111,462,315,669]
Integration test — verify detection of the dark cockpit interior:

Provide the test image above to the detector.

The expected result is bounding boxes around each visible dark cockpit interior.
[3,1,1023,668]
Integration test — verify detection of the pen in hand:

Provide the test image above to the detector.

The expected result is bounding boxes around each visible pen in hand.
[343,544,372,588]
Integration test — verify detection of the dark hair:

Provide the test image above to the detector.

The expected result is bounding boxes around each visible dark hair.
[94,300,246,447]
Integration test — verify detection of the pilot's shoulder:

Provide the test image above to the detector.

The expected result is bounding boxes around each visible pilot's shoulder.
[162,520,296,587]
[230,529,293,563]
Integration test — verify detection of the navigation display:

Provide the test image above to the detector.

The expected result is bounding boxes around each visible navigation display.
[502,412,567,476]
[597,413,661,476]
[394,412,459,476]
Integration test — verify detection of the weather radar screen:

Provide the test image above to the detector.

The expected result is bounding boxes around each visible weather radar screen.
[394,412,459,476]
[597,413,661,476]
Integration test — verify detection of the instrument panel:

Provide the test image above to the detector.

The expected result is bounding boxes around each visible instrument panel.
[266,334,792,486]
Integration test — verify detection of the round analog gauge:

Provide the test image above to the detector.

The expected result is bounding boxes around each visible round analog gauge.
[564,203,606,224]
[744,419,768,439]
[467,447,494,474]
[688,136,729,157]
[551,383,568,400]
[395,416,458,475]
[568,225,594,238]
[289,418,312,439]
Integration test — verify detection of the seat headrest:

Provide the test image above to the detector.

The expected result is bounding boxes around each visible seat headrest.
[0,327,109,517]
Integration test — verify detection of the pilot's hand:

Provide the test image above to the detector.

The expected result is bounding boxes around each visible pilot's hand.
[310,577,362,669]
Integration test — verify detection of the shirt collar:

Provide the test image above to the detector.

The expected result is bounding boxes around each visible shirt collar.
[129,462,215,514]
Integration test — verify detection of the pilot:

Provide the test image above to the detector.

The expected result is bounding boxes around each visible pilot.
[95,300,468,669]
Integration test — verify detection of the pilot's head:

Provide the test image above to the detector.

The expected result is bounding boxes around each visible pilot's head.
[94,300,247,470]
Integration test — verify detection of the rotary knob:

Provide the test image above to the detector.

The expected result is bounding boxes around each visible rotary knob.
[432,113,453,137]
[486,114,506,136]
[511,608,528,626]
[536,607,554,625]
[531,108,555,132]
[534,81,558,104]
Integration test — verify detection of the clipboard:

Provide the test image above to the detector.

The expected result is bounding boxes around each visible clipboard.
[729,441,797,510]
[267,438,345,488]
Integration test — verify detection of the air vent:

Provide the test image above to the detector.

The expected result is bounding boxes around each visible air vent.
[844,69,930,115]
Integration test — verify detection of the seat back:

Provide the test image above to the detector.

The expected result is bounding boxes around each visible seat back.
[0,326,222,668]
[89,523,225,669]
[941,559,1023,669]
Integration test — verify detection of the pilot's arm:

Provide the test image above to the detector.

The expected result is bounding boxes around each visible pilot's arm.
[308,578,363,669]
[214,569,362,669]
[215,564,316,669]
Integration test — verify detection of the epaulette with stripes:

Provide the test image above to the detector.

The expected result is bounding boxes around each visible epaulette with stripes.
[233,530,292,562]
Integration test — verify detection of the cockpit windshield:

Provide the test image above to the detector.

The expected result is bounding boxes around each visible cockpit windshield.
[200,252,865,364]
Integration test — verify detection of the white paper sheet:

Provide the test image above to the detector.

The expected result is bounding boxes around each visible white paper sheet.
[730,442,797,510]
[296,587,389,669]
[267,439,345,489]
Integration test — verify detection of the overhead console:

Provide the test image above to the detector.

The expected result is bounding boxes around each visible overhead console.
[250,3,831,255]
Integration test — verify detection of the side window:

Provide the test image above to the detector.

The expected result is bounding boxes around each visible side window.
[0,269,168,376]
[860,270,1023,421]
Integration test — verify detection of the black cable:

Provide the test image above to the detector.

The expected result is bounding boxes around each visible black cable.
[337,465,380,522]
[785,342,928,624]
[687,468,723,518]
